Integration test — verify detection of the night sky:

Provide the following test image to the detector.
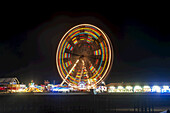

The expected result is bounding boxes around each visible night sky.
[1,4,170,84]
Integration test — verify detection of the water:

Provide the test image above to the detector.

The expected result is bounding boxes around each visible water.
[0,93,170,113]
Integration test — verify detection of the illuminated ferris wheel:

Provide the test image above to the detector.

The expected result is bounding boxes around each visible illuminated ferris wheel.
[56,24,113,87]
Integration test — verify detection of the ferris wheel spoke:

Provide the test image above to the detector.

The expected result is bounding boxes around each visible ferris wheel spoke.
[79,64,84,83]
[69,52,80,56]
[60,59,80,86]
[78,59,90,83]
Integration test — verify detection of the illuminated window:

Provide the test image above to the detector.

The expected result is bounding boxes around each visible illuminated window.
[134,85,142,92]
[162,86,170,93]
[108,86,116,93]
[125,86,133,89]
[152,85,161,93]
[117,86,124,92]
[125,86,133,92]
[143,86,151,92]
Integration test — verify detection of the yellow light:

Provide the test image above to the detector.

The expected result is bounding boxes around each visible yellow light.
[109,86,115,89]
[125,86,133,90]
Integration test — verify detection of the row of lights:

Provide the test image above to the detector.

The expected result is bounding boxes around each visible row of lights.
[108,85,170,93]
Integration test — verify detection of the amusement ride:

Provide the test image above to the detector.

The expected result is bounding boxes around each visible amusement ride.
[56,24,113,91]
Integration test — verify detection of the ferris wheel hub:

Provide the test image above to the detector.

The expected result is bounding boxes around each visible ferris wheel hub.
[80,55,84,58]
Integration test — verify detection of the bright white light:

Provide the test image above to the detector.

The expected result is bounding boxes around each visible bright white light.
[109,86,115,89]
[29,85,34,88]
[108,86,116,93]
[108,90,112,93]
[134,85,142,90]
[162,85,170,93]
[116,86,124,92]
[18,89,25,92]
[117,86,124,89]
[152,85,161,92]
[143,85,151,92]
[53,88,59,91]
[163,86,169,89]
[125,86,133,90]
[134,85,142,92]
[20,84,26,87]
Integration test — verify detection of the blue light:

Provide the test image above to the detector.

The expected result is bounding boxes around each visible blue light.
[52,87,70,93]
[52,87,60,92]
[162,86,170,93]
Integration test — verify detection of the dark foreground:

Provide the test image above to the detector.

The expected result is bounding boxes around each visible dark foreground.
[0,93,170,113]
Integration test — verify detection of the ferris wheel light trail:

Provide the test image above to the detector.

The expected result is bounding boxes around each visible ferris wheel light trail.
[56,24,113,87]
[79,60,85,83]
[60,59,79,86]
